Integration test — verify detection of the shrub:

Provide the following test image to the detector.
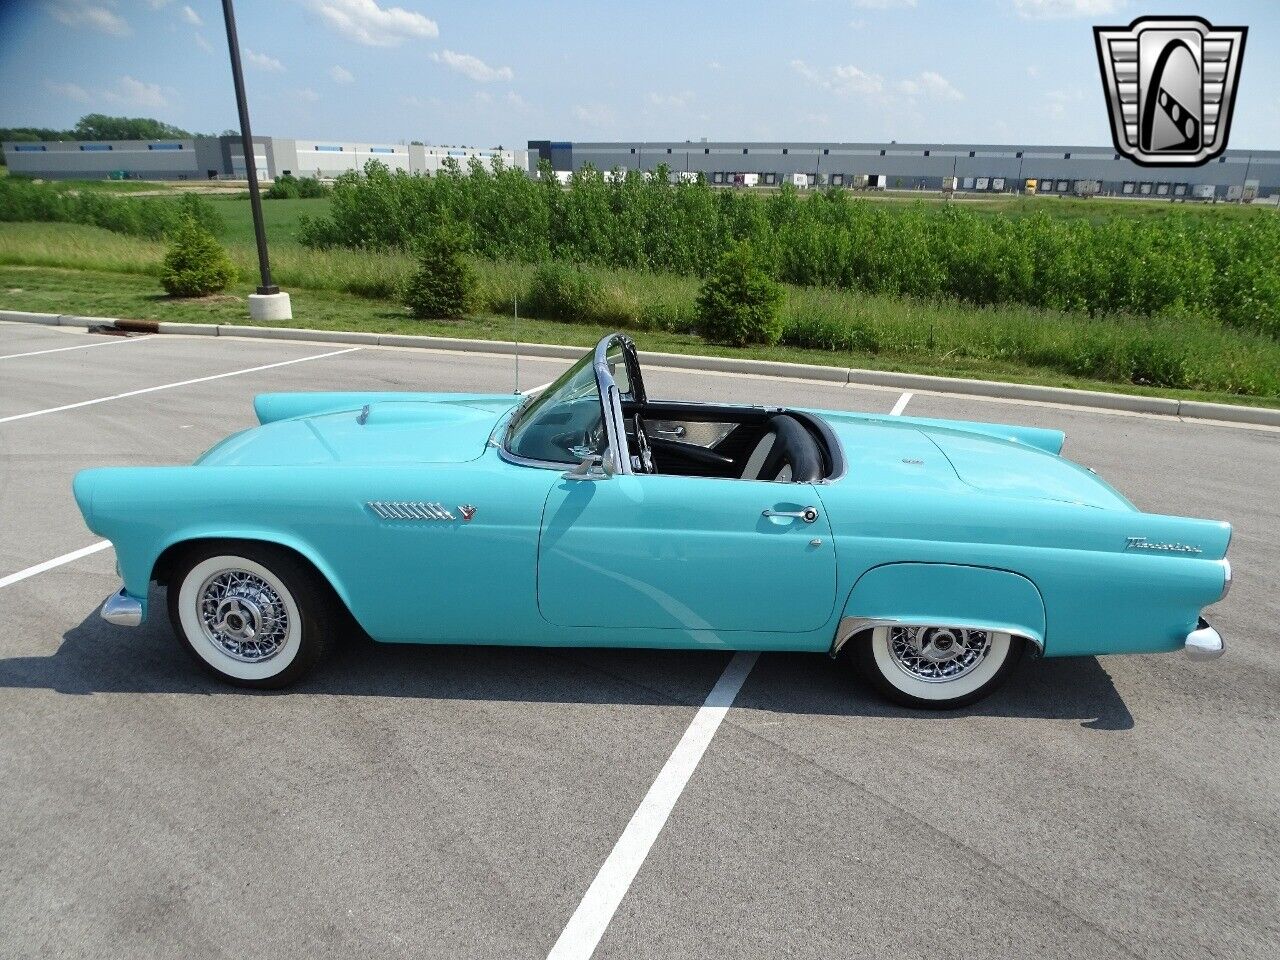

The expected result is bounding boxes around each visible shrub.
[0,176,223,239]
[401,227,476,319]
[160,216,237,296]
[265,174,299,199]
[696,241,784,346]
[293,165,1280,337]
[525,261,606,321]
[266,174,329,200]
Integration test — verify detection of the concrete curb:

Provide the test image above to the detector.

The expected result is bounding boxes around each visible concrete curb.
[3,308,1278,427]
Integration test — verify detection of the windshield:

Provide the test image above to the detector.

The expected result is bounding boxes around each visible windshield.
[506,352,607,465]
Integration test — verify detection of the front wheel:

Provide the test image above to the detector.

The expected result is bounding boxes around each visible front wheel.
[167,543,335,689]
[850,625,1024,709]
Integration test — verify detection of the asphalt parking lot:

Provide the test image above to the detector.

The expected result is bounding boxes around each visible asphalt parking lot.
[1,320,1277,960]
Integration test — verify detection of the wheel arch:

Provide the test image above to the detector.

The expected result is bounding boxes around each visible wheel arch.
[152,533,361,631]
[831,562,1047,657]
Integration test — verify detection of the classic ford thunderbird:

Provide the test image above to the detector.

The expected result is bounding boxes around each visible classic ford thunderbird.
[73,333,1231,708]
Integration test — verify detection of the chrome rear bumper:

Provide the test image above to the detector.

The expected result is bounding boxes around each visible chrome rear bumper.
[101,587,142,627]
[1185,618,1224,660]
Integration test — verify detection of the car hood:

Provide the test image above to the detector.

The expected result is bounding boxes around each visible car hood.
[815,411,1134,510]
[196,393,520,466]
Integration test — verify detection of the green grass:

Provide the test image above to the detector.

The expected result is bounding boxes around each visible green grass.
[208,195,329,247]
[3,254,1278,410]
[858,193,1277,224]
[15,176,174,194]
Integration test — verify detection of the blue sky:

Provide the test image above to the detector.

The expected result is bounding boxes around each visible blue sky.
[1,1,1277,149]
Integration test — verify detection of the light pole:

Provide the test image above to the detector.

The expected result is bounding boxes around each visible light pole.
[221,0,291,321]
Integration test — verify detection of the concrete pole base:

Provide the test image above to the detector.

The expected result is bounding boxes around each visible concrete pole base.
[248,291,292,322]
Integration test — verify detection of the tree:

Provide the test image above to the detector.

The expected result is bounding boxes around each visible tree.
[160,217,237,297]
[695,241,785,346]
[73,114,192,141]
[401,226,477,319]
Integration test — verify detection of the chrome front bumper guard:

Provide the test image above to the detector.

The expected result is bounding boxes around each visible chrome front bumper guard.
[101,586,142,627]
[1185,617,1224,660]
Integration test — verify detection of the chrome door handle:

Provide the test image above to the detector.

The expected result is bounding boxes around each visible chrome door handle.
[651,425,686,439]
[762,506,819,523]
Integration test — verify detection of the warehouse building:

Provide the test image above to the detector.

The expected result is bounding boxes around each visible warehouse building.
[528,140,1280,200]
[2,135,526,181]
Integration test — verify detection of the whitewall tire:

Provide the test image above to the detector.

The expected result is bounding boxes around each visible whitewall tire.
[167,543,335,688]
[852,625,1024,709]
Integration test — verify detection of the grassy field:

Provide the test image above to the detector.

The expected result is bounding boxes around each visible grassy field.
[866,192,1278,224]
[4,180,1279,405]
[210,195,328,246]
[2,220,1279,409]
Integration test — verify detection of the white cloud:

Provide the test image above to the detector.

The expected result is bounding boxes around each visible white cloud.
[506,91,530,110]
[792,60,962,104]
[431,50,513,82]
[852,0,917,8]
[245,49,285,72]
[180,4,202,26]
[830,64,884,95]
[1013,0,1124,19]
[1027,65,1040,78]
[103,75,169,109]
[1042,88,1086,119]
[793,60,884,96]
[648,90,694,109]
[45,79,91,103]
[896,71,963,101]
[329,65,355,83]
[307,0,438,47]
[294,87,321,102]
[194,32,213,53]
[707,60,723,71]
[572,103,615,126]
[146,0,172,8]
[47,2,130,36]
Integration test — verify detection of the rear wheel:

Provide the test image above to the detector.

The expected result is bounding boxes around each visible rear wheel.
[167,543,335,688]
[851,625,1024,709]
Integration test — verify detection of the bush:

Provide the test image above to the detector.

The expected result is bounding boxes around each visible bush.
[265,174,329,200]
[696,241,784,346]
[0,176,223,239]
[525,261,606,321]
[401,227,476,319]
[160,216,236,296]
[293,163,1280,338]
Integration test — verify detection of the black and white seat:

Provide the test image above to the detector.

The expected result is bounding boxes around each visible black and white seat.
[739,415,824,483]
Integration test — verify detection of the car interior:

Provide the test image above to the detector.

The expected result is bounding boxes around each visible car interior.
[502,334,843,483]
[622,401,840,482]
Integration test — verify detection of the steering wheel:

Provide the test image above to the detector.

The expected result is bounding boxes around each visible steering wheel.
[632,414,655,474]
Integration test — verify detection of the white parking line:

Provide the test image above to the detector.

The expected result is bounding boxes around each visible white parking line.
[0,335,153,361]
[0,541,111,590]
[0,347,361,424]
[890,391,913,416]
[547,651,759,960]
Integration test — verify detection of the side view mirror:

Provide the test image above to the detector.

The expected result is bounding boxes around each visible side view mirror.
[563,451,615,481]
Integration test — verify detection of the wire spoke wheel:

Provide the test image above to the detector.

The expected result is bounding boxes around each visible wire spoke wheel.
[887,626,991,683]
[856,624,1021,709]
[197,568,291,663]
[171,548,330,687]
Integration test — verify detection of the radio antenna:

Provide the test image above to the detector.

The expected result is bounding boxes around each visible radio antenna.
[512,296,521,394]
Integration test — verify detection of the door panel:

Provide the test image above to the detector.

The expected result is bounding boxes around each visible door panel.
[538,474,836,633]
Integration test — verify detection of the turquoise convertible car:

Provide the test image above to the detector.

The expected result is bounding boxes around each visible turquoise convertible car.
[73,333,1232,708]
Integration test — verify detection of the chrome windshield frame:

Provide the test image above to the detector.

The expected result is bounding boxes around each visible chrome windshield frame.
[592,333,633,476]
[499,332,634,475]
